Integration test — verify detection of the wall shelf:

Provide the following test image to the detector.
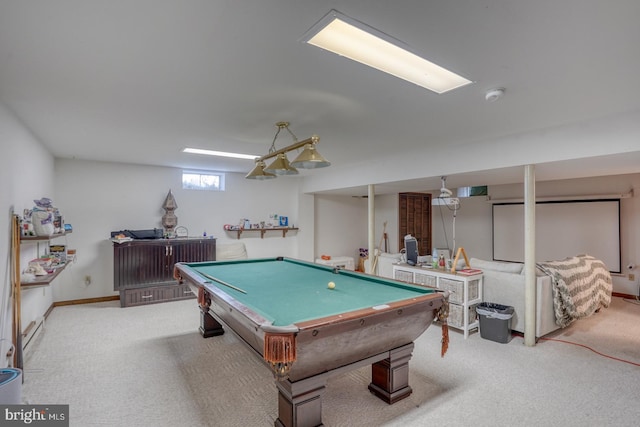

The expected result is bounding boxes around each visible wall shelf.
[11,215,73,371]
[19,230,72,288]
[226,227,299,239]
[21,263,69,289]
[21,230,72,242]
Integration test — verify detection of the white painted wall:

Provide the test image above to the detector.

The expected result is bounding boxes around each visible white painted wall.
[314,195,368,263]
[53,159,304,302]
[431,195,493,261]
[0,102,55,367]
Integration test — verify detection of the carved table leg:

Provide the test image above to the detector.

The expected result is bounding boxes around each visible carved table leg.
[200,308,224,338]
[368,342,415,404]
[274,376,327,427]
[198,289,224,338]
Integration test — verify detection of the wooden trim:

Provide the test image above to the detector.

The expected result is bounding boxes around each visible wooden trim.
[613,292,638,300]
[22,321,36,339]
[44,303,56,319]
[53,295,120,307]
[12,214,23,370]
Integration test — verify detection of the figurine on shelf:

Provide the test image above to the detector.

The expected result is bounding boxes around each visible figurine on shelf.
[162,190,178,235]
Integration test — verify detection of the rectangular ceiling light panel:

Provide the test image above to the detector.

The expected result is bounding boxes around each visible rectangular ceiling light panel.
[302,10,472,94]
[183,148,258,160]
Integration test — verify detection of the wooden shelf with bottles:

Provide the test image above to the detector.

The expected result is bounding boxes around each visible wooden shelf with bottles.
[12,215,75,370]
[20,230,73,288]
[20,230,72,241]
[21,264,69,289]
[226,227,299,239]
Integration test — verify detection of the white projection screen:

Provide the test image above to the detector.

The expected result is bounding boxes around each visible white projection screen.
[492,200,621,273]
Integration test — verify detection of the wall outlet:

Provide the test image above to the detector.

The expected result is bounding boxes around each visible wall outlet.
[629,273,635,281]
[84,275,92,285]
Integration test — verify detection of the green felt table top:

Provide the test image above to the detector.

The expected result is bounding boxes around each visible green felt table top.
[182,258,436,326]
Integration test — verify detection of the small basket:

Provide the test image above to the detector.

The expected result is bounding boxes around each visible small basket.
[439,278,479,304]
[448,303,478,328]
[413,272,437,287]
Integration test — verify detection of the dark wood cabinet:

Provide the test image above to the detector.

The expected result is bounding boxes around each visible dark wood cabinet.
[113,238,216,307]
[398,192,432,257]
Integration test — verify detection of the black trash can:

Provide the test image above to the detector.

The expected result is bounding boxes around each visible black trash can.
[476,303,514,343]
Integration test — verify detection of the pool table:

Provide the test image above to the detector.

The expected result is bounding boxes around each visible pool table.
[174,257,447,427]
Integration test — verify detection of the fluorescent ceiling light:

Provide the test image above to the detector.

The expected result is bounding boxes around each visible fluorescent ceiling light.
[183,147,258,160]
[302,10,472,94]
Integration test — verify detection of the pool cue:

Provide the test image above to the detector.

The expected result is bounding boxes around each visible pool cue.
[200,272,247,294]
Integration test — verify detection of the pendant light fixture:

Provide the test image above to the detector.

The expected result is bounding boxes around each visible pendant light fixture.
[246,122,330,180]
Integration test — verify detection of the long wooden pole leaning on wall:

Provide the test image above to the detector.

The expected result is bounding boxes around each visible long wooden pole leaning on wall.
[11,214,24,370]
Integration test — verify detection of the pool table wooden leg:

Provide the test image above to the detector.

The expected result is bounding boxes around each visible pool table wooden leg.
[199,308,224,338]
[196,288,224,338]
[274,376,326,427]
[368,342,414,404]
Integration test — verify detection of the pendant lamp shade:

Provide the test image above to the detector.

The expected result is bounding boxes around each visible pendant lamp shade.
[245,160,276,180]
[264,153,299,175]
[290,142,331,169]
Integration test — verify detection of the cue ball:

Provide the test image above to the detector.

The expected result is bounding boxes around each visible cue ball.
[328,281,336,289]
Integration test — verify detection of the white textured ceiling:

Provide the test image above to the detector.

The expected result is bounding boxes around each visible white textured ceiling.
[1,1,639,195]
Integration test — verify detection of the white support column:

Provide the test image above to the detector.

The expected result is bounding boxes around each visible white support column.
[367,184,375,274]
[524,165,537,346]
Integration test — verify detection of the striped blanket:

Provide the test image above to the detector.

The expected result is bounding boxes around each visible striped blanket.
[536,255,613,328]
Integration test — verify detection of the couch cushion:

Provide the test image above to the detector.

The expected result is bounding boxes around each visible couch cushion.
[216,242,248,260]
[528,266,551,277]
[469,258,524,274]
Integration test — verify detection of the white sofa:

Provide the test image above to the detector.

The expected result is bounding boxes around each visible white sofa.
[469,257,559,337]
[216,242,248,260]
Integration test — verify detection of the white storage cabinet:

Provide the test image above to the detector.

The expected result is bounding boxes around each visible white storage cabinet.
[392,263,483,339]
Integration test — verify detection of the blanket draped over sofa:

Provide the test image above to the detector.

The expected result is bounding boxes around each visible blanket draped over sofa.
[536,254,612,328]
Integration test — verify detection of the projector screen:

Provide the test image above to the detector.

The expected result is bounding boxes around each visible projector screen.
[492,200,620,273]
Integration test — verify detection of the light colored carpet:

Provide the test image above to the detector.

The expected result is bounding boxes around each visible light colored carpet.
[22,297,640,427]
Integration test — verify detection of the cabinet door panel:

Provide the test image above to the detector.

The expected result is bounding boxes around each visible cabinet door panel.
[170,239,216,266]
[114,239,216,291]
[113,241,168,290]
